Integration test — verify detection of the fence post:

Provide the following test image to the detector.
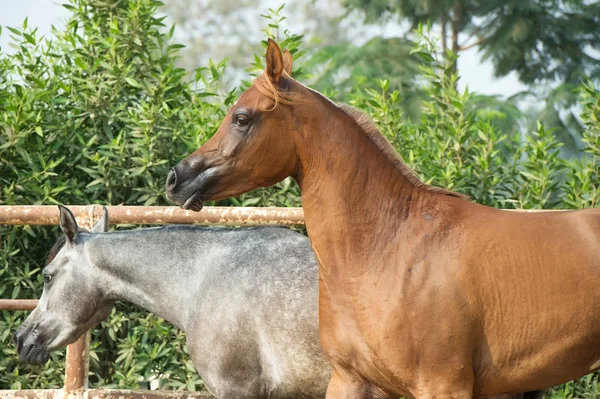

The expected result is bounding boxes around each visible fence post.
[64,333,91,397]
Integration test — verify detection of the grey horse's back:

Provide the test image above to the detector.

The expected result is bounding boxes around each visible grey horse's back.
[183,227,330,398]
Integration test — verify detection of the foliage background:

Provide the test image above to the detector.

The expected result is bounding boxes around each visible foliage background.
[0,0,599,397]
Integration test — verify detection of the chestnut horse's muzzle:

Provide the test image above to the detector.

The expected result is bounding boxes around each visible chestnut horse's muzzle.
[165,163,211,212]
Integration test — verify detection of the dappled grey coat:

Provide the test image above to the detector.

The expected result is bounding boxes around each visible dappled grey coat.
[14,206,330,398]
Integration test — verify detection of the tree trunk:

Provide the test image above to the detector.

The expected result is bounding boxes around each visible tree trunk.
[450,2,462,77]
[441,13,448,55]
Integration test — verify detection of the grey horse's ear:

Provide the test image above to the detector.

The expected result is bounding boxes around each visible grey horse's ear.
[58,205,78,244]
[91,206,109,233]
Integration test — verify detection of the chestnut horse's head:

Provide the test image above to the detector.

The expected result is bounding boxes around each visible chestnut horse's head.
[166,39,305,211]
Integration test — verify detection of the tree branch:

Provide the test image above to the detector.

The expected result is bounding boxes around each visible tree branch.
[458,38,486,51]
[459,12,499,51]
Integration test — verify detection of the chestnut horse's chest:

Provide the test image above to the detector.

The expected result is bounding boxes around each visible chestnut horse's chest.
[314,245,475,396]
[316,275,413,396]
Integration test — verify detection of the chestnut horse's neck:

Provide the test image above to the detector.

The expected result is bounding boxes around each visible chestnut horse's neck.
[292,92,463,257]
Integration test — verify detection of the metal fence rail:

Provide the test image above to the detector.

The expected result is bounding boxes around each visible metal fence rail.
[0,205,305,399]
[0,205,305,227]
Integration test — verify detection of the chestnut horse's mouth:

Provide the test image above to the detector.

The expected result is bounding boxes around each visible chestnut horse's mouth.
[166,164,218,212]
[183,190,206,212]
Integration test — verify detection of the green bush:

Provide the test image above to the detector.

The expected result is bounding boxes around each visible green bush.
[0,0,230,389]
[0,0,300,390]
[1,2,599,397]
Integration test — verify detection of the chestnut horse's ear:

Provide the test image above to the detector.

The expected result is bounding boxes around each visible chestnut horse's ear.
[282,49,293,76]
[58,205,78,245]
[91,206,109,233]
[266,38,284,84]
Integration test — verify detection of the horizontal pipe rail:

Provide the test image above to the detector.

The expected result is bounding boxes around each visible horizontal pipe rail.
[0,389,62,399]
[0,206,305,226]
[0,205,568,229]
[0,299,38,311]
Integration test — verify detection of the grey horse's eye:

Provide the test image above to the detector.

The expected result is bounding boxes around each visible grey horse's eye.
[43,272,53,284]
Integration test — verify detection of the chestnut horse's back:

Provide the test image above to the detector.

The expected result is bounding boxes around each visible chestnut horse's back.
[457,205,600,395]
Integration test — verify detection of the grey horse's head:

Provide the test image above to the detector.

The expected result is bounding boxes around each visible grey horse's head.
[13,205,113,365]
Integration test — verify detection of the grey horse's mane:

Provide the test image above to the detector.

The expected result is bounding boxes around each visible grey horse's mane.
[46,235,66,265]
[44,225,293,266]
[45,231,87,265]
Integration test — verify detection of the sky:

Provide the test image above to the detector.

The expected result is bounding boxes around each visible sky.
[0,0,528,98]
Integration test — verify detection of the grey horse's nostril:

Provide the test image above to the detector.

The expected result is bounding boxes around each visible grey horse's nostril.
[166,168,177,190]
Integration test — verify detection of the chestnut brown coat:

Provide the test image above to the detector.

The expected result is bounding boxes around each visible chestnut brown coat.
[166,39,600,398]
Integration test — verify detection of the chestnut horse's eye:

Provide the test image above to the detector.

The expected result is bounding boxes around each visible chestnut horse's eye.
[43,272,53,284]
[235,114,250,126]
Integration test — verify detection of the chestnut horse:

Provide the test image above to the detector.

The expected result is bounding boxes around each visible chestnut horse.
[166,39,600,398]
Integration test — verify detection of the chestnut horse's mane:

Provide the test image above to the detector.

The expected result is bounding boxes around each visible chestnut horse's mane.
[337,105,468,200]
[253,73,468,200]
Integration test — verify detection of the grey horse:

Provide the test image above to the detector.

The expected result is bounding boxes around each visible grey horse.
[13,206,330,398]
[13,206,542,399]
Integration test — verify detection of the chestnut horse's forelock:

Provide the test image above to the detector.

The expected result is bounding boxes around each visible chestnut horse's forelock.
[253,72,301,111]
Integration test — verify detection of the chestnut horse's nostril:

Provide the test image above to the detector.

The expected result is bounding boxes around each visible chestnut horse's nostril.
[166,168,177,190]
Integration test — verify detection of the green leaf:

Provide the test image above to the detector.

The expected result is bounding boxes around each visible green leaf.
[125,77,141,88]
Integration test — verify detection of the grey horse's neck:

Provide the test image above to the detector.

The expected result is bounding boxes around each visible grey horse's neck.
[83,226,226,331]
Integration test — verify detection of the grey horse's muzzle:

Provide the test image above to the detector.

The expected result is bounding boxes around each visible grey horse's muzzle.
[13,322,51,365]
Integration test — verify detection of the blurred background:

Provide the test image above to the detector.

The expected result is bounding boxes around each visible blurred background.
[0,0,598,397]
